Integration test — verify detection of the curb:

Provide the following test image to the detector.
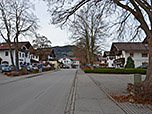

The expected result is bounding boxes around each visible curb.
[64,70,78,114]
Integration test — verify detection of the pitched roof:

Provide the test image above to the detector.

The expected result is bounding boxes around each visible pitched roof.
[103,51,115,57]
[103,51,110,57]
[0,42,31,50]
[71,57,80,61]
[142,36,149,44]
[111,42,149,51]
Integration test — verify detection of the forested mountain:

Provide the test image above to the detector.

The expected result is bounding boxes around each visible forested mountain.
[52,45,75,59]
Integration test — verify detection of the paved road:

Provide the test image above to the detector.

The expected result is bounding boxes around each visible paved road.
[0,72,11,81]
[0,69,76,114]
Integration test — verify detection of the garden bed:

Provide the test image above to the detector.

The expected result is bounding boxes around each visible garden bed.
[112,82,152,105]
[4,67,55,77]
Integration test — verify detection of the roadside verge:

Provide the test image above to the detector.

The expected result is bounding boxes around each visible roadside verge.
[0,69,60,85]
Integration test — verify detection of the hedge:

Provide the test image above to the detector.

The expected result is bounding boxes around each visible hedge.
[84,68,147,74]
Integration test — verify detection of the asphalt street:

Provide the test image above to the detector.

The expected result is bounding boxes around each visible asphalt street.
[0,69,76,114]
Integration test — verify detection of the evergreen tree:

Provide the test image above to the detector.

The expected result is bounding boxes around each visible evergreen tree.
[125,56,135,68]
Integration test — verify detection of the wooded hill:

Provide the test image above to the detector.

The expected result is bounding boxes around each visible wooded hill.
[52,45,75,59]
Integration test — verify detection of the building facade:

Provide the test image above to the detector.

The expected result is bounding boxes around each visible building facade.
[0,42,39,67]
[110,42,149,68]
[58,57,72,68]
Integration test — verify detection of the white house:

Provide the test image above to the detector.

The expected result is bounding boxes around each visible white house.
[71,57,80,69]
[0,42,39,67]
[58,57,72,68]
[110,42,149,68]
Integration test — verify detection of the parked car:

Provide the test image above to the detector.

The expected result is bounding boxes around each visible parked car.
[136,65,147,69]
[1,64,11,73]
[63,65,70,69]
[9,65,14,71]
[32,65,38,70]
[26,66,32,71]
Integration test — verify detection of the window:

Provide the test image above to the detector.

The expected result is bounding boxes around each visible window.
[142,53,148,57]
[5,51,9,56]
[23,47,26,50]
[130,53,134,57]
[142,62,148,66]
[20,53,21,57]
[22,53,24,57]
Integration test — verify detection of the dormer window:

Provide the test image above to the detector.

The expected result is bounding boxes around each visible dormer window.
[21,45,27,51]
[23,47,26,50]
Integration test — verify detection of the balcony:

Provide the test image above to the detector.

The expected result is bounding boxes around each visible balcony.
[114,58,125,66]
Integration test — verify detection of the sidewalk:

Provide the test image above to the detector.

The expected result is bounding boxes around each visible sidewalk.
[74,70,126,114]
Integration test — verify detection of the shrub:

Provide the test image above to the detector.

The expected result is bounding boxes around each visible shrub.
[84,68,146,74]
[43,67,51,71]
[31,69,39,73]
[82,66,91,70]
[43,66,55,72]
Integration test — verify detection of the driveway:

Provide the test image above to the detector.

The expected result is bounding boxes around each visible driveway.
[88,73,152,114]
[88,74,146,96]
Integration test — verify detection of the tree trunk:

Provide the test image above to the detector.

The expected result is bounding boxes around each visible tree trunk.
[91,52,94,67]
[14,38,19,71]
[86,48,91,65]
[15,46,19,71]
[144,37,152,88]
[9,45,15,69]
[86,33,91,65]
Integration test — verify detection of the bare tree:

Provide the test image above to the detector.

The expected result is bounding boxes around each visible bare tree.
[33,34,52,49]
[113,0,152,88]
[72,45,87,66]
[0,0,38,70]
[69,5,107,67]
[33,34,52,60]
[45,0,152,88]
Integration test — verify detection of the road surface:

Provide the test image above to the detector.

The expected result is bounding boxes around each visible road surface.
[0,69,76,114]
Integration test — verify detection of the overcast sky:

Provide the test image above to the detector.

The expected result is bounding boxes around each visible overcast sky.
[30,0,70,46]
